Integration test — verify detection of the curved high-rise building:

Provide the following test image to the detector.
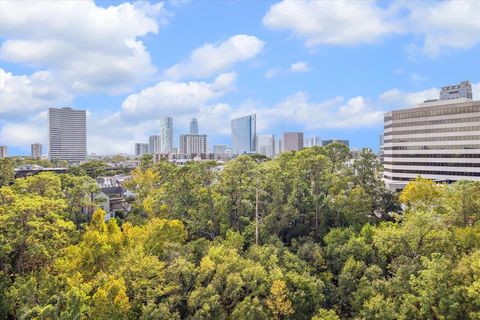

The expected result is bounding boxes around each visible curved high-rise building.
[190,118,199,135]
[159,117,173,153]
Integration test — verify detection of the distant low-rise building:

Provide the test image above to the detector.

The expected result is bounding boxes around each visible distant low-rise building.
[135,143,149,157]
[304,136,321,148]
[275,139,283,155]
[256,134,275,157]
[213,145,228,155]
[94,186,129,218]
[322,139,350,148]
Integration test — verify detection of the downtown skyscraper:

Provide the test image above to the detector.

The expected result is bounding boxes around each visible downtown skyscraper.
[159,117,173,153]
[190,118,199,135]
[48,107,86,162]
[231,114,256,154]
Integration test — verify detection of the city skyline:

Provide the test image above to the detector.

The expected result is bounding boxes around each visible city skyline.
[1,1,480,156]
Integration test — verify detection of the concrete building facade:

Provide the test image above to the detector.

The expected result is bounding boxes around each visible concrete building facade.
[304,136,321,148]
[440,80,473,101]
[135,143,149,157]
[48,107,87,162]
[159,117,173,153]
[256,134,275,157]
[149,135,161,154]
[31,143,42,159]
[0,146,7,158]
[179,134,207,154]
[283,132,304,152]
[383,98,480,191]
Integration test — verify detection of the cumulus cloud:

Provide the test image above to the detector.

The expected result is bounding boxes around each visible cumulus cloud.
[165,34,265,79]
[121,73,236,118]
[406,1,480,57]
[0,68,72,116]
[0,0,167,94]
[379,87,439,108]
[0,112,48,147]
[263,0,401,46]
[263,0,480,56]
[289,61,310,73]
[252,93,383,132]
[379,81,480,108]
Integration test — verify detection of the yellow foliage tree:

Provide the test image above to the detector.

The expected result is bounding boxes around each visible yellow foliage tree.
[400,177,445,210]
[91,275,131,319]
[266,279,294,320]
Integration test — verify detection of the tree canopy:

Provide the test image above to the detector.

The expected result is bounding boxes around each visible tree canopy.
[1,147,479,319]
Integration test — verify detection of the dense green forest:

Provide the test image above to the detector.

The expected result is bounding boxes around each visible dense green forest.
[1,144,480,319]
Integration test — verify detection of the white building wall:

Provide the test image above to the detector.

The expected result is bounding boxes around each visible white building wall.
[383,99,480,190]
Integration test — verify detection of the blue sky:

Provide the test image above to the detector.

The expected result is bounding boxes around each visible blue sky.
[0,0,479,156]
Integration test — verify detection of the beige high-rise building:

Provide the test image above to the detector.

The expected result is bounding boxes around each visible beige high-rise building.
[383,89,480,191]
[283,132,304,152]
[179,134,207,154]
[31,143,42,159]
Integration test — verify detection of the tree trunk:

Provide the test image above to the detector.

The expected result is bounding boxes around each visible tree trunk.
[255,187,259,245]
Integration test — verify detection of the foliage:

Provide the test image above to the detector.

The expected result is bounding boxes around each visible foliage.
[0,158,14,187]
[1,147,480,319]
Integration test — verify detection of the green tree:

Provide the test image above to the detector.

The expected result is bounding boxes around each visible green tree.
[0,158,14,187]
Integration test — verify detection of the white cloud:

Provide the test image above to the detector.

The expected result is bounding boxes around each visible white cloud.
[289,61,310,73]
[0,68,72,116]
[406,1,480,57]
[263,0,480,56]
[121,73,236,118]
[0,112,47,147]
[165,34,264,79]
[0,0,167,94]
[263,0,401,46]
[380,82,480,108]
[262,93,383,130]
[379,87,440,107]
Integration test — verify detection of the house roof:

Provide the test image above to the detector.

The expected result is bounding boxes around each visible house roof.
[101,186,123,195]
